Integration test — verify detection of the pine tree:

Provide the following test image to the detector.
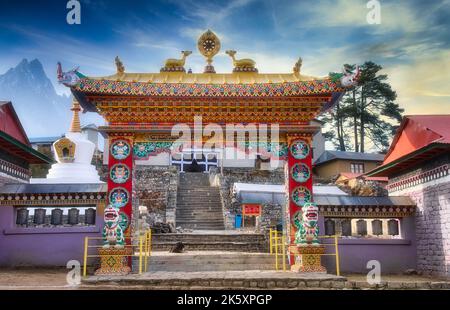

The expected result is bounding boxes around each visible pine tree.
[321,61,403,153]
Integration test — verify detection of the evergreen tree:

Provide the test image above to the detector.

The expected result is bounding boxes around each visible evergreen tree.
[321,61,403,153]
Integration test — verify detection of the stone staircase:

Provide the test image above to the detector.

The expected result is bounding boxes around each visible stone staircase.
[152,233,267,252]
[175,173,225,230]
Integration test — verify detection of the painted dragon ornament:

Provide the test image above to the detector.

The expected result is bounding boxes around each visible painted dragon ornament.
[294,202,320,245]
[102,204,128,248]
[329,65,360,87]
[57,62,85,86]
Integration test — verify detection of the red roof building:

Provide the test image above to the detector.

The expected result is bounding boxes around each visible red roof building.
[368,114,450,277]
[368,115,450,177]
[0,101,53,184]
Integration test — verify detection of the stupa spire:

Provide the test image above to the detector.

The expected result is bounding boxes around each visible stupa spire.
[70,99,81,133]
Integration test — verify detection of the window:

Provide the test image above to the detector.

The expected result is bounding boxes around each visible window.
[350,162,365,173]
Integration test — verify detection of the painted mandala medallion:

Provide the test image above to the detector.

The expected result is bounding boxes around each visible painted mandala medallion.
[111,140,130,160]
[291,186,312,207]
[110,164,130,184]
[291,163,311,183]
[109,188,129,208]
[290,140,310,159]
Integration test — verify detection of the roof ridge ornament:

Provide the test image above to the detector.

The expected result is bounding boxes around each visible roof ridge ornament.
[293,57,302,76]
[329,65,361,88]
[115,56,125,74]
[225,50,258,73]
[57,62,84,87]
[161,50,192,73]
[198,29,221,73]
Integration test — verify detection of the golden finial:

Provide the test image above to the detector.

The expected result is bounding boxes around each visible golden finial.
[198,30,221,73]
[115,56,125,74]
[69,99,81,133]
[293,57,302,75]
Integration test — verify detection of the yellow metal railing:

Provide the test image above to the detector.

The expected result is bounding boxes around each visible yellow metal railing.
[268,229,341,276]
[269,228,287,271]
[82,229,152,277]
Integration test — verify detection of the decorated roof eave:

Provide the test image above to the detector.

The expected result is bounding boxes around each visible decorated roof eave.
[0,131,54,164]
[366,143,450,177]
[97,124,322,135]
[71,86,345,115]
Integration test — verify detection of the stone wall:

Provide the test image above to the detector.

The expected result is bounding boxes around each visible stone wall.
[210,167,284,229]
[133,166,179,226]
[406,181,450,277]
[259,203,283,232]
[389,154,450,278]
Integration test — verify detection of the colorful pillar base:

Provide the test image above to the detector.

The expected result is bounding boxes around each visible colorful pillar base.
[289,245,327,273]
[95,247,132,275]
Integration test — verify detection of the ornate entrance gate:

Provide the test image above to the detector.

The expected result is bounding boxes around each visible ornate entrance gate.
[58,30,359,267]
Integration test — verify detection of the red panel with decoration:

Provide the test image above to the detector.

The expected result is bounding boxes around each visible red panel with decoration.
[287,136,313,245]
[108,137,133,239]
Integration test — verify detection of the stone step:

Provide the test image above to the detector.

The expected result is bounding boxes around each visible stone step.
[152,242,266,252]
[176,215,224,219]
[177,223,226,230]
[176,214,224,219]
[175,219,225,223]
[176,207,223,211]
[152,233,266,243]
[177,189,220,192]
[83,270,347,289]
[142,252,276,272]
[177,198,221,201]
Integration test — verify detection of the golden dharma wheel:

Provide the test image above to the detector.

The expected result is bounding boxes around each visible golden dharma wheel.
[197,29,221,65]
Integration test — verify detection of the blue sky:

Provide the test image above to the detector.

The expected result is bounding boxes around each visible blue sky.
[0,0,449,115]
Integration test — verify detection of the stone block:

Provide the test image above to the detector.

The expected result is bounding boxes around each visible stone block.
[306,281,320,288]
[287,280,298,288]
[332,281,345,289]
[387,282,403,289]
[266,281,276,288]
[320,281,333,288]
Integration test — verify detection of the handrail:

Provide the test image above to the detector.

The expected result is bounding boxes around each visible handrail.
[268,228,341,275]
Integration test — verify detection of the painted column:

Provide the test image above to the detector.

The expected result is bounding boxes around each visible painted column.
[286,133,314,262]
[94,133,134,275]
[108,134,134,239]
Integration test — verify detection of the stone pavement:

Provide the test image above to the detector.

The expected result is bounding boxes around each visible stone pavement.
[1,268,450,290]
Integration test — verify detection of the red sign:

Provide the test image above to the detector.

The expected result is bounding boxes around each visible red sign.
[243,204,261,216]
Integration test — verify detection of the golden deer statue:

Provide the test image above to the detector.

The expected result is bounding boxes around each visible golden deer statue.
[164,51,192,69]
[225,50,256,70]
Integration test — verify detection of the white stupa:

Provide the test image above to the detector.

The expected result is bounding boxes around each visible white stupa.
[31,100,103,184]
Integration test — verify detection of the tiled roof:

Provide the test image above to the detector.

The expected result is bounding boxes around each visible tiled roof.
[314,150,384,166]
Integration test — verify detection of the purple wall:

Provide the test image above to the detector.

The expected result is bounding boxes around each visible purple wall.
[0,206,103,267]
[319,216,417,274]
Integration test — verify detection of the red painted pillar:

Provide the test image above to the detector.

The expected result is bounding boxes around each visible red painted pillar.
[108,134,134,241]
[286,134,313,263]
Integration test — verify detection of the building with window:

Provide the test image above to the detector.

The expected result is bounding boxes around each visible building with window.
[313,150,384,181]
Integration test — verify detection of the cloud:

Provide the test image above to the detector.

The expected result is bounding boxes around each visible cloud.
[173,0,256,26]
[383,49,450,114]
[294,0,428,34]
